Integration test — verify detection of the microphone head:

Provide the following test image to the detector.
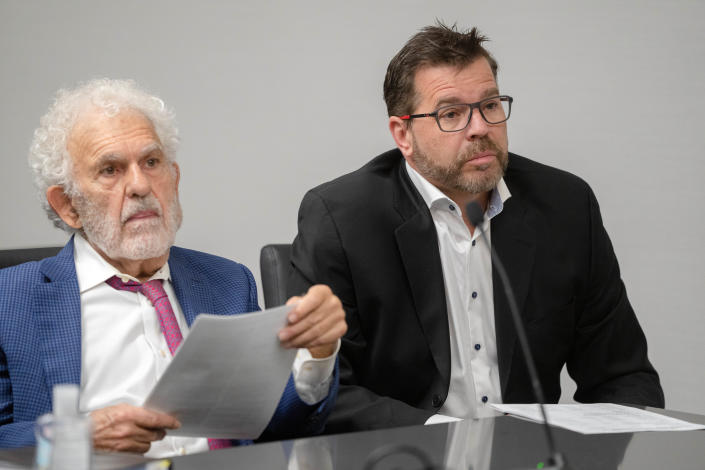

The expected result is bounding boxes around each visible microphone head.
[465,201,484,226]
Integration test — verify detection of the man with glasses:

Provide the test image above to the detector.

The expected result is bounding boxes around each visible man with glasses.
[288,24,664,432]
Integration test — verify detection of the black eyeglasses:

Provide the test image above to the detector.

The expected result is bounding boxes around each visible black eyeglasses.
[400,95,513,132]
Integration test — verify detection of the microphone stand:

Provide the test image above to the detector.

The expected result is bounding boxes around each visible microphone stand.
[466,202,569,469]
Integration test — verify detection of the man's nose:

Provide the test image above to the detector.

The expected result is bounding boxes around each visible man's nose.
[125,165,151,197]
[464,108,490,140]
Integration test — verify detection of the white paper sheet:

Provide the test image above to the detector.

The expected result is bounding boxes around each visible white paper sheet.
[490,403,705,434]
[144,304,297,439]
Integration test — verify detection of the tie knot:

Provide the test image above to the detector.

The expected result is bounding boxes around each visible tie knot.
[105,276,167,306]
[106,275,141,292]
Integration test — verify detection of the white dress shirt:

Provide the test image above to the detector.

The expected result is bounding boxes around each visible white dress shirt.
[405,162,510,420]
[442,418,495,470]
[73,235,336,457]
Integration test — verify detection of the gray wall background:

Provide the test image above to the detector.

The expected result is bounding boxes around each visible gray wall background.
[2,1,703,415]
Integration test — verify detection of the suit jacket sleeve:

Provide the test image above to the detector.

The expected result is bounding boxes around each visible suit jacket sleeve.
[258,360,339,441]
[0,260,55,448]
[567,186,664,407]
[0,349,36,447]
[288,190,434,432]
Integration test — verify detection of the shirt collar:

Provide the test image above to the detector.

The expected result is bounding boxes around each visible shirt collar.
[404,160,511,220]
[73,234,171,294]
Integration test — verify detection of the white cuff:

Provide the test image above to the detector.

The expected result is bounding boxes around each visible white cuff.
[292,340,340,405]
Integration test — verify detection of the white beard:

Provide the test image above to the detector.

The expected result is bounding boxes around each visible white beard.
[74,192,182,261]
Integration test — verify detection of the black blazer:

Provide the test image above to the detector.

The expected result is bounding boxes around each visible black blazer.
[289,149,664,433]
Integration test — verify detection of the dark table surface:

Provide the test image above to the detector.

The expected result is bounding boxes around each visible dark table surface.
[2,407,704,469]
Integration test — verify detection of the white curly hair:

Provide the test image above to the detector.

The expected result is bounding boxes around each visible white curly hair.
[28,78,179,232]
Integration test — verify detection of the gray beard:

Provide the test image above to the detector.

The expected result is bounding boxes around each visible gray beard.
[410,136,508,195]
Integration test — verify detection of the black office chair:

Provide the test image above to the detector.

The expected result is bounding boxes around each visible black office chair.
[259,244,292,308]
[0,246,63,270]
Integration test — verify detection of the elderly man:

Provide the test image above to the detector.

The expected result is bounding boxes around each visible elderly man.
[288,24,664,433]
[0,79,346,456]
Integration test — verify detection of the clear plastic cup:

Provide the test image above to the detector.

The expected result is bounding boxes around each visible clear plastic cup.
[33,412,92,470]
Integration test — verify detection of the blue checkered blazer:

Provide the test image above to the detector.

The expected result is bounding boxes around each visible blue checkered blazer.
[0,237,337,447]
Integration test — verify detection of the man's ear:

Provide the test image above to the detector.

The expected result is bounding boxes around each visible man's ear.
[389,116,414,160]
[46,185,82,229]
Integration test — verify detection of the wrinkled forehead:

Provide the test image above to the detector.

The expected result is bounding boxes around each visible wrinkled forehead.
[411,58,497,108]
[67,107,161,162]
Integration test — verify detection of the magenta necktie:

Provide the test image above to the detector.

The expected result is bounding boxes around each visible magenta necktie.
[106,275,231,450]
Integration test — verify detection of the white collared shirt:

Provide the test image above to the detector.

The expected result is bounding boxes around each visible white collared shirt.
[73,235,336,457]
[405,162,510,419]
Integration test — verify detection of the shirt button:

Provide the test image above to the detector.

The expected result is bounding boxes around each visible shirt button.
[472,240,476,246]
[160,350,167,358]
[471,291,478,299]
[481,396,488,403]
[449,204,455,211]
[474,344,481,351]
[179,447,187,455]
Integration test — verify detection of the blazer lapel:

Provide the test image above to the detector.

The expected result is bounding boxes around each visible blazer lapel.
[393,160,451,389]
[490,188,536,397]
[169,249,210,326]
[35,238,83,389]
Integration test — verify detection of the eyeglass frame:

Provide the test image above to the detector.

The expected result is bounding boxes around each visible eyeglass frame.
[399,95,513,132]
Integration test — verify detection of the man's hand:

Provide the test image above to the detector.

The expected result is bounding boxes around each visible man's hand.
[279,285,347,358]
[90,403,180,453]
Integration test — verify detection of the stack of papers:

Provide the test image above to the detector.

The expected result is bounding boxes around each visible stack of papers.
[490,403,705,434]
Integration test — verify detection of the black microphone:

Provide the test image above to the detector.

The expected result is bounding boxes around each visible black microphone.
[466,201,569,470]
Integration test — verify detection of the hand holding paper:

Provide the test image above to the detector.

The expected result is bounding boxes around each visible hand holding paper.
[143,286,346,440]
[279,284,347,358]
[90,404,180,453]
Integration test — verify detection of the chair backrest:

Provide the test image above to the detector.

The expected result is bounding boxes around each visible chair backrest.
[259,244,292,308]
[0,246,63,270]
